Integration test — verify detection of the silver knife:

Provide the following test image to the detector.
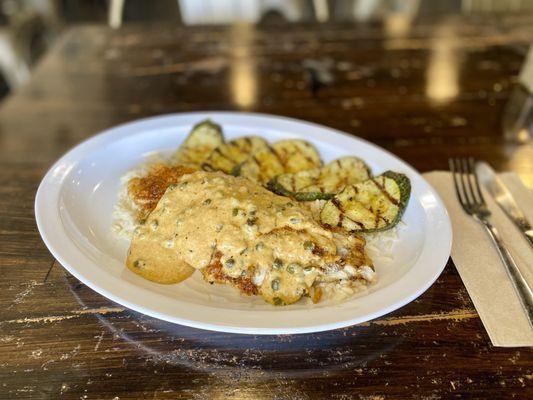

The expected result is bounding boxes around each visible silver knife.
[476,161,533,248]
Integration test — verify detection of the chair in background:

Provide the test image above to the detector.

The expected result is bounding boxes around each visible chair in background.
[0,0,57,99]
[108,0,182,28]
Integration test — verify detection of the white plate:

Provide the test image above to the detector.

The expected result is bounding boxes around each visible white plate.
[35,112,452,335]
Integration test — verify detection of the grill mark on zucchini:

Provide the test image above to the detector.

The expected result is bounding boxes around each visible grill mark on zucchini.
[345,215,365,230]
[267,145,284,167]
[331,198,342,209]
[370,178,399,206]
[374,209,390,225]
[329,198,344,228]
[330,198,364,229]
[214,148,230,159]
[202,148,234,171]
[252,154,261,165]
[343,215,365,230]
[213,148,233,162]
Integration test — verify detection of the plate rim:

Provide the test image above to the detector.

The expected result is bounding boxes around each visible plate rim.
[35,111,452,334]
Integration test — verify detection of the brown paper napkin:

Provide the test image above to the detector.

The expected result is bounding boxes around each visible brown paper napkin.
[424,171,533,347]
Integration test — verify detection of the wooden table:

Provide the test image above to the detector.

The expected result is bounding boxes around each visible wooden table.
[1,15,532,399]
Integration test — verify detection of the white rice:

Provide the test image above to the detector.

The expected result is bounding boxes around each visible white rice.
[112,170,143,238]
[112,152,170,238]
[364,221,406,264]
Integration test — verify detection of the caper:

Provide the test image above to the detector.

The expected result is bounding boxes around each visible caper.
[303,241,315,251]
[246,217,257,226]
[271,279,280,291]
[287,263,300,274]
[273,258,283,269]
[232,208,239,216]
[255,242,265,251]
[150,220,159,230]
[304,266,313,272]
[224,258,235,268]
[202,198,212,205]
[290,217,300,224]
[133,259,146,268]
[273,297,283,306]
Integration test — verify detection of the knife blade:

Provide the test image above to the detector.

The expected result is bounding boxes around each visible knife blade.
[476,161,533,247]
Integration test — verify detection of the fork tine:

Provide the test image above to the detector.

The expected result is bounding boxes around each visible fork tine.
[464,158,479,204]
[469,157,486,206]
[449,158,468,213]
[458,158,473,211]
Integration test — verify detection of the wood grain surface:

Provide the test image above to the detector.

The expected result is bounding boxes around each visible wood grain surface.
[1,14,532,399]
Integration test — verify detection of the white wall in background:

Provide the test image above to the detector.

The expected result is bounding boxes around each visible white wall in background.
[179,0,306,24]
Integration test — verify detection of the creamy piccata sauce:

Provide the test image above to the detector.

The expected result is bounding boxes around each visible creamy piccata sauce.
[126,171,374,305]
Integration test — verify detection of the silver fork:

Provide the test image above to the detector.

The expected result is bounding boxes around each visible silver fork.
[449,157,533,327]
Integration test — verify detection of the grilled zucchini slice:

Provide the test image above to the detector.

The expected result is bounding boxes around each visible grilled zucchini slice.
[202,136,269,174]
[320,171,411,233]
[237,139,321,184]
[271,139,322,173]
[268,156,371,201]
[236,146,285,184]
[171,120,224,166]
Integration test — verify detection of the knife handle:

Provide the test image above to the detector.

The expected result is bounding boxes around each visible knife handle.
[481,219,533,328]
